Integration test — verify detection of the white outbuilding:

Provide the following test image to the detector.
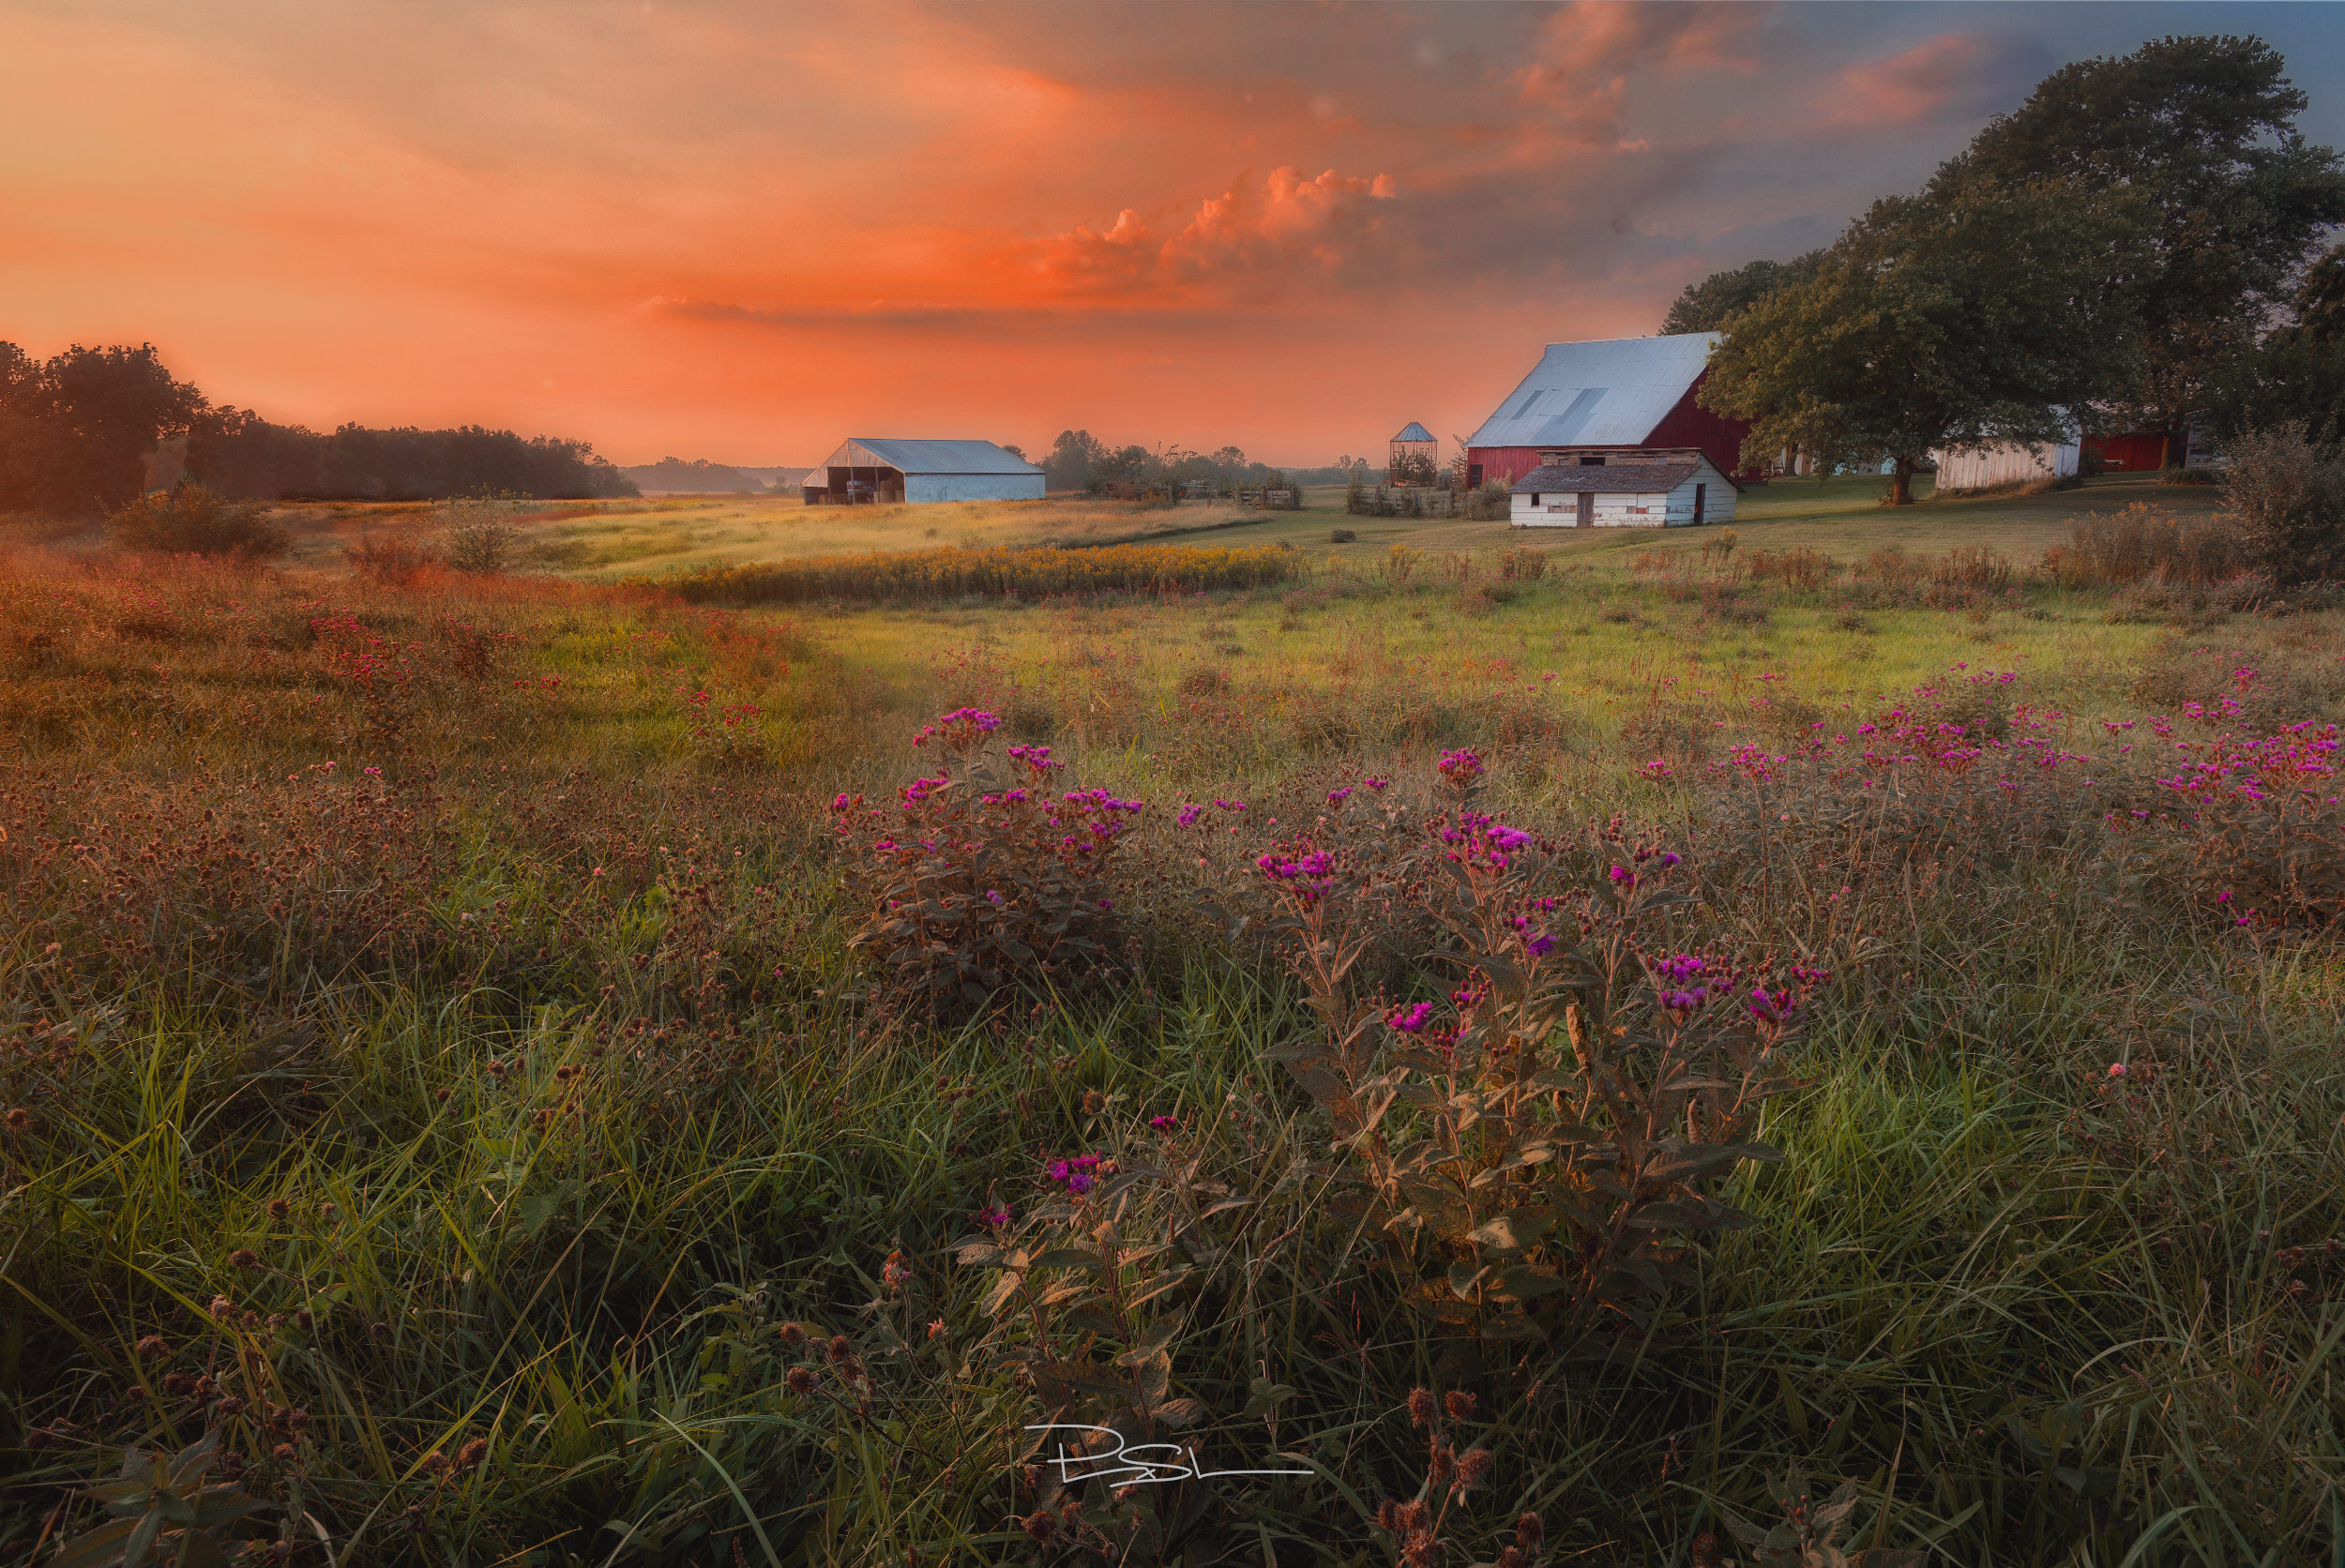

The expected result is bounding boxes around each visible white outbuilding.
[1929,438,2081,492]
[802,438,1044,505]
[1508,448,1738,529]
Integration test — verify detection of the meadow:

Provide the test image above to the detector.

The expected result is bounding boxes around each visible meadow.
[1,482,2341,1568]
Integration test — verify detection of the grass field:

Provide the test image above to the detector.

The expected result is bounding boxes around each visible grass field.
[39,473,2228,586]
[2,491,2341,1566]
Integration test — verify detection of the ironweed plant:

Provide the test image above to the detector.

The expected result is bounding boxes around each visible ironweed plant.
[1245,751,1822,1349]
[830,709,1143,1018]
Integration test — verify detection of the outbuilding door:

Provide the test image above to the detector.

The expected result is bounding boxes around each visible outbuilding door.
[1576,492,1593,528]
[1692,483,1705,525]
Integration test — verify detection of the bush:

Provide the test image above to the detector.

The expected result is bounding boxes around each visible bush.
[437,496,524,573]
[1498,545,1548,580]
[2222,424,2345,583]
[1330,527,1357,544]
[347,527,439,586]
[828,709,1138,1018]
[2156,465,2220,486]
[106,482,289,558]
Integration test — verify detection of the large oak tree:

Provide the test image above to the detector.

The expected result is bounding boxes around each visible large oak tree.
[1699,182,2150,505]
[1929,35,2345,446]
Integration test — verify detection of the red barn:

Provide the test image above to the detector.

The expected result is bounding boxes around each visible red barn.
[1463,333,1760,490]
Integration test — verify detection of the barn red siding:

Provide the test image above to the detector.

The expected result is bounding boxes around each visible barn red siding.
[1467,370,1763,488]
[1642,373,1763,479]
[2081,432,2173,472]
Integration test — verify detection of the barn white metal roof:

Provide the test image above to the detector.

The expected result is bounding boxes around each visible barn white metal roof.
[814,438,1042,475]
[1466,334,1719,449]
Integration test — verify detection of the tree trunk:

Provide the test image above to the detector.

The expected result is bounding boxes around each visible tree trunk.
[1888,457,1915,506]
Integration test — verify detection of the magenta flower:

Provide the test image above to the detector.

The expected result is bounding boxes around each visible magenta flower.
[1148,1114,1179,1132]
[1387,1002,1435,1033]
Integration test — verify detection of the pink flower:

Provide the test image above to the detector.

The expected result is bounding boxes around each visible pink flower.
[2108,1062,2126,1078]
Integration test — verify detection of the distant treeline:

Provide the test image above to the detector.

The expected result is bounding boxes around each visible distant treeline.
[1,339,637,517]
[1039,430,1369,494]
[624,457,807,493]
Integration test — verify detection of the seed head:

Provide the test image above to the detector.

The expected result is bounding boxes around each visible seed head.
[267,1199,290,1221]
[1455,1448,1492,1489]
[779,1320,806,1348]
[1689,1530,1723,1568]
[1499,1551,1525,1568]
[1515,1512,1545,1549]
[1401,1530,1441,1568]
[1406,1387,1439,1428]
[785,1366,816,1395]
[134,1334,168,1361]
[826,1334,853,1365]
[162,1372,195,1396]
[272,1443,296,1463]
[456,1437,490,1470]
[229,1247,261,1272]
[209,1295,234,1319]
[1443,1389,1476,1423]
[1021,1511,1059,1545]
[1428,1442,1457,1488]
[1082,1088,1106,1115]
[3,1108,29,1134]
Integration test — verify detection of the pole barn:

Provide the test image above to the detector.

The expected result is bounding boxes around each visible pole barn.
[801,439,1044,505]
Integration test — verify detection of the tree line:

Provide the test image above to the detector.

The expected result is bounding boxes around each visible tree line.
[1669,35,2345,510]
[0,339,637,517]
[1037,430,1362,495]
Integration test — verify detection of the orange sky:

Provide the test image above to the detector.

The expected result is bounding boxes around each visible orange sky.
[5,1,2341,467]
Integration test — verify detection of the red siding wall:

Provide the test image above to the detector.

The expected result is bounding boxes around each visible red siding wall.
[2081,433,2172,472]
[1466,371,1763,488]
[1642,373,1762,479]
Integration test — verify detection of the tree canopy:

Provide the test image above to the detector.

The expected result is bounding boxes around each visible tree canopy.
[1699,182,2150,504]
[1929,34,2345,435]
[1659,253,1822,337]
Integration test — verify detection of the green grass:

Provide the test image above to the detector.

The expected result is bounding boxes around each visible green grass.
[2,529,2341,1565]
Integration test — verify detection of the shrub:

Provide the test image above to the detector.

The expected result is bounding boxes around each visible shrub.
[106,482,289,558]
[828,709,1138,1018]
[347,527,439,586]
[2156,465,2220,486]
[2121,718,2345,927]
[1498,546,1548,581]
[1330,527,1358,544]
[437,495,524,572]
[2222,424,2345,583]
[1701,525,1739,562]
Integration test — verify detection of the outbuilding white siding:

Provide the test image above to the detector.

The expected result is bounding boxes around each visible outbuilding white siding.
[1510,454,1736,529]
[1930,440,2080,491]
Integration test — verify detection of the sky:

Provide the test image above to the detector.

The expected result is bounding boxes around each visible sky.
[4,2,2343,469]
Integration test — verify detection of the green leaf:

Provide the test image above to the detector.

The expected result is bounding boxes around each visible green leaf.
[52,1521,139,1568]
[1244,1378,1298,1420]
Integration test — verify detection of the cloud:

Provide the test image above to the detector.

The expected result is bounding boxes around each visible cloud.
[1823,33,2019,128]
[1514,2,1772,143]
[1029,166,1397,300]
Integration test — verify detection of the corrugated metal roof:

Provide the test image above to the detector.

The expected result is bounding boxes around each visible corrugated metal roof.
[1391,422,1435,443]
[815,438,1042,475]
[1467,334,1718,450]
[1510,462,1700,494]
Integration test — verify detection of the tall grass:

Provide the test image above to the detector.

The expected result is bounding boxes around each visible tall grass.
[4,536,2343,1564]
[669,542,1302,606]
